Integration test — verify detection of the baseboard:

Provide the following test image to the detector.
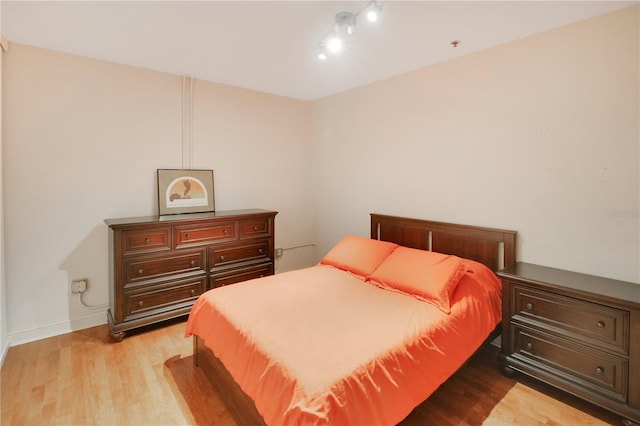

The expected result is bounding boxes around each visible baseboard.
[8,309,107,347]
[0,338,10,367]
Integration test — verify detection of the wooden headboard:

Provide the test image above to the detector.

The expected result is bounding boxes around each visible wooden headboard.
[370,213,517,271]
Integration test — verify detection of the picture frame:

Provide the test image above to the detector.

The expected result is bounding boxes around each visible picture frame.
[157,169,215,215]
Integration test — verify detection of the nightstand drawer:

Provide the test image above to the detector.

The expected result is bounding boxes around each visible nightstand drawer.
[122,227,171,254]
[175,222,236,247]
[512,284,629,354]
[124,250,205,286]
[512,325,628,403]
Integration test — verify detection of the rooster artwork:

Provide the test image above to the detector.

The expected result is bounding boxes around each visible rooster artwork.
[169,179,192,202]
[166,176,207,207]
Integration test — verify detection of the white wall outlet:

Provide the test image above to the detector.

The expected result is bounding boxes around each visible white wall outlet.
[71,279,88,293]
[275,247,283,257]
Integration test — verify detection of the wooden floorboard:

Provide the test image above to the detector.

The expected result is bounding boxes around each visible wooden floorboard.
[1,318,623,425]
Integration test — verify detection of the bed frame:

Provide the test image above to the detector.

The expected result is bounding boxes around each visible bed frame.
[193,214,517,425]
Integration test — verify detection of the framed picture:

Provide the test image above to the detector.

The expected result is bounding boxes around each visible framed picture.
[157,169,215,215]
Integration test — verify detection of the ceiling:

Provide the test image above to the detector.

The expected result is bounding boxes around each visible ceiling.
[1,1,636,100]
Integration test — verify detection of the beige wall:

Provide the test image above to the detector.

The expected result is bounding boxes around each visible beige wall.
[312,5,639,283]
[1,5,638,345]
[0,33,7,361]
[191,81,316,270]
[2,44,315,344]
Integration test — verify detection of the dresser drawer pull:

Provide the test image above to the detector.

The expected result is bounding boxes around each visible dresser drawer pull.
[223,229,228,234]
[526,302,534,310]
[190,260,196,266]
[596,366,605,375]
[258,248,264,254]
[219,255,225,262]
[144,238,150,244]
[190,289,196,296]
[596,321,605,329]
[526,342,533,351]
[138,301,144,307]
[185,233,191,239]
[138,268,144,275]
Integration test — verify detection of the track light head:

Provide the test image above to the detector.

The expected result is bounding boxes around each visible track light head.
[335,11,355,26]
[366,2,383,22]
[326,36,343,54]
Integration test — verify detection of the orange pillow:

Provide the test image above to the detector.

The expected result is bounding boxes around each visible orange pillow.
[368,246,467,313]
[320,235,398,279]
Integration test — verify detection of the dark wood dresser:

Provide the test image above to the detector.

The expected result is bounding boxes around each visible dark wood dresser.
[105,209,277,341]
[498,262,640,425]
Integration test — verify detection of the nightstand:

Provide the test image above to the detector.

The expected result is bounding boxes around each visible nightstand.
[497,262,640,425]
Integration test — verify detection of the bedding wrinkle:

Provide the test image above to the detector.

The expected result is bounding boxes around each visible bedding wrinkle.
[185,260,502,426]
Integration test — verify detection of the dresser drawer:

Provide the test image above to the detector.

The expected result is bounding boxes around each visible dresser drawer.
[512,284,629,355]
[240,218,271,239]
[122,227,171,254]
[210,263,273,288]
[209,241,270,270]
[175,222,236,248]
[123,250,205,286]
[512,325,628,403]
[123,276,206,320]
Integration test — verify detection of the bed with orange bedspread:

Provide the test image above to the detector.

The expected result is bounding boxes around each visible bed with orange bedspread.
[185,214,517,425]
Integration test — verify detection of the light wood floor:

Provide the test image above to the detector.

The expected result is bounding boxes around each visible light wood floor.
[1,318,622,425]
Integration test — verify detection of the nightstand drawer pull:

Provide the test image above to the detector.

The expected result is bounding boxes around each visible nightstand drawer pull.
[190,260,195,266]
[185,233,191,239]
[138,301,144,307]
[596,321,605,329]
[526,302,534,310]
[596,366,604,375]
[220,255,225,261]
[190,289,196,296]
[144,238,150,244]
[526,342,533,351]
[258,248,264,254]
[138,268,144,275]
[223,229,228,234]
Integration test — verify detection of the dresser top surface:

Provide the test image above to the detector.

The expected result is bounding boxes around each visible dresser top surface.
[105,208,278,227]
[498,262,640,306]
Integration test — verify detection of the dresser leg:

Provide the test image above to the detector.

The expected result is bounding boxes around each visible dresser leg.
[110,330,126,342]
[107,309,126,342]
[501,365,517,378]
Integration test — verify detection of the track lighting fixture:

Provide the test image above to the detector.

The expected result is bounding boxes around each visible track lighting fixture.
[317,0,383,61]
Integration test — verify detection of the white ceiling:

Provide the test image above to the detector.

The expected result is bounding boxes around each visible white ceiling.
[1,1,636,100]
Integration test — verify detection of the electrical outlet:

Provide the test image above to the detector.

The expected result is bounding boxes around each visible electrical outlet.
[275,247,283,257]
[71,279,88,293]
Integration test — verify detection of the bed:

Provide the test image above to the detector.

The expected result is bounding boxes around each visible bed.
[185,213,517,425]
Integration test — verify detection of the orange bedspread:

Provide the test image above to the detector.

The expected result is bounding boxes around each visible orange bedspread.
[185,262,501,425]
